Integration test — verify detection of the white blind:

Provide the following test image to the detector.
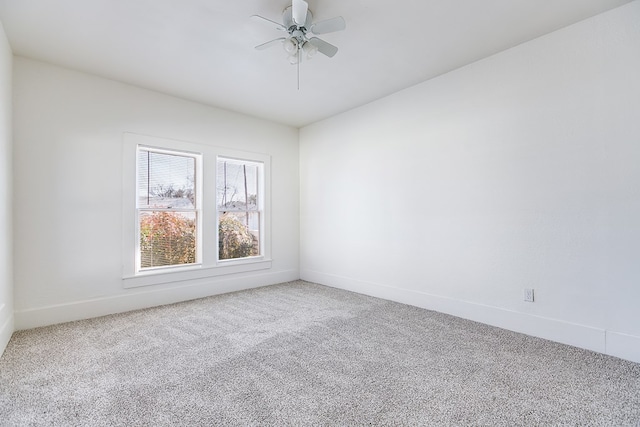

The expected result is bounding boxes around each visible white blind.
[138,150,196,209]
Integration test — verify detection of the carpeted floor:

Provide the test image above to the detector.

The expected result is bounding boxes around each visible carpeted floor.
[1,280,639,426]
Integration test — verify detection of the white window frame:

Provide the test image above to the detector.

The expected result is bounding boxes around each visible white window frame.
[216,156,265,263]
[136,146,202,272]
[122,133,271,288]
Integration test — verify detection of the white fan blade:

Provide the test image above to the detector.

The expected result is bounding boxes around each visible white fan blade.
[308,37,338,58]
[255,38,286,50]
[250,15,286,31]
[310,17,346,35]
[292,0,308,26]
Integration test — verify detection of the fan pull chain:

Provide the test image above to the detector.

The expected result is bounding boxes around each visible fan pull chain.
[297,48,301,90]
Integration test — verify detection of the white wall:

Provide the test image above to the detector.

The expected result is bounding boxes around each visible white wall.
[0,21,13,356]
[300,2,640,363]
[13,57,299,329]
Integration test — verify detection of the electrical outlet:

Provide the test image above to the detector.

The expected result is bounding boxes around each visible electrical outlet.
[524,288,535,302]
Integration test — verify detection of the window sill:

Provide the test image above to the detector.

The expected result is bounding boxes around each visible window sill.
[122,259,272,289]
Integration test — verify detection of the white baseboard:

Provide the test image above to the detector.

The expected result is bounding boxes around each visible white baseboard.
[0,304,14,357]
[606,331,640,364]
[15,269,299,331]
[301,270,640,365]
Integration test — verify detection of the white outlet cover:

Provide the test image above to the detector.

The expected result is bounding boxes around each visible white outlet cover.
[524,288,535,302]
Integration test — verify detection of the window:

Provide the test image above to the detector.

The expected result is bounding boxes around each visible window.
[122,133,271,288]
[137,147,200,270]
[217,158,262,260]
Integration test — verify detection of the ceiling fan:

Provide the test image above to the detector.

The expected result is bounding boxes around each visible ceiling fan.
[251,0,346,86]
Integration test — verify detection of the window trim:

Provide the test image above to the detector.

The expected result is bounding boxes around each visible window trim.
[122,133,272,289]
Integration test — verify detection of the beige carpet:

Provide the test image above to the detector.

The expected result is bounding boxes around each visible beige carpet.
[1,280,639,426]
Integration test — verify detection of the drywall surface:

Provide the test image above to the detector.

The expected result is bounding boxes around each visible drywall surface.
[13,57,299,329]
[0,21,12,356]
[300,2,640,363]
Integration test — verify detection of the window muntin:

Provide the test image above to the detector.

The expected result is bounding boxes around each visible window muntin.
[217,157,263,260]
[136,147,200,271]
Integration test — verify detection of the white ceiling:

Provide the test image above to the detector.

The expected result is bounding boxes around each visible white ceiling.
[0,0,632,128]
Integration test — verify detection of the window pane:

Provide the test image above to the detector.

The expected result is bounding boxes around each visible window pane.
[217,159,259,211]
[138,150,196,209]
[140,211,197,268]
[219,211,260,260]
